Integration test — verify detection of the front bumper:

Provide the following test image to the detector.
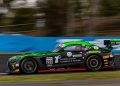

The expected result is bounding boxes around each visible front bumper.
[7,62,20,73]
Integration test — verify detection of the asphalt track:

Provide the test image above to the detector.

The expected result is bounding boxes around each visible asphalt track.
[0,79,120,86]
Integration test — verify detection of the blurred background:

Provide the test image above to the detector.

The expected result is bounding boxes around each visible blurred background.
[0,0,120,36]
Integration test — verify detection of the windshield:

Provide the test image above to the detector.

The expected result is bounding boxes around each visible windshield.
[52,44,63,52]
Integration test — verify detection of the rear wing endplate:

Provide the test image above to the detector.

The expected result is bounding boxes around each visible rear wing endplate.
[104,40,120,51]
[104,40,120,46]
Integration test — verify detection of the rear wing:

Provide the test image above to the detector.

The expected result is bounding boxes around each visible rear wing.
[104,40,120,46]
[104,40,120,51]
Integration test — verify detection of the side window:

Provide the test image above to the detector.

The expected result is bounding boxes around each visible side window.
[64,45,82,51]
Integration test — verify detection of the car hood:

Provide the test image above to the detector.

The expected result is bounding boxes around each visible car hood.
[9,52,65,60]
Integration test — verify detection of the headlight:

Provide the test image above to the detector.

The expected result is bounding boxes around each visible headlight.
[9,56,21,63]
[9,59,19,64]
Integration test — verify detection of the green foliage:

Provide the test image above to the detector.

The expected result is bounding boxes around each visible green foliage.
[2,0,120,35]
[45,0,68,36]
[9,8,37,31]
[100,0,120,16]
[74,0,82,17]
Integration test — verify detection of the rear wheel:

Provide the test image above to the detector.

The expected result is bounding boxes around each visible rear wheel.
[20,58,38,74]
[86,55,103,71]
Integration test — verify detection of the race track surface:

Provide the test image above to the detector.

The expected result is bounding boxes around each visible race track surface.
[0,79,120,86]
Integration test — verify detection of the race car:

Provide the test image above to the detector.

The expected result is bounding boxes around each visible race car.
[7,40,115,74]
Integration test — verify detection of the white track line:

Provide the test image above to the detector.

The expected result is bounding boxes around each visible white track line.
[0,73,7,75]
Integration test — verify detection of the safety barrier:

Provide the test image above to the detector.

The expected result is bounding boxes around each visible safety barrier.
[0,34,120,52]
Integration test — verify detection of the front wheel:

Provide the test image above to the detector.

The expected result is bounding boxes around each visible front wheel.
[20,58,38,74]
[86,55,103,71]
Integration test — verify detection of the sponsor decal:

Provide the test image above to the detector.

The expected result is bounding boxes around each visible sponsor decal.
[93,46,99,50]
[72,54,82,57]
[67,52,72,57]
[104,59,108,62]
[103,56,109,59]
[55,55,61,63]
[60,58,81,63]
[104,62,109,65]
[88,51,101,53]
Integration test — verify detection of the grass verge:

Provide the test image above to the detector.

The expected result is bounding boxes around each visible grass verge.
[1,71,120,83]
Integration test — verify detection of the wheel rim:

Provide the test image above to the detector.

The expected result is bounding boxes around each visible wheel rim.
[86,56,102,71]
[22,60,37,73]
[89,59,99,68]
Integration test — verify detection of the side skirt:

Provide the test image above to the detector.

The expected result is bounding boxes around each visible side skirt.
[38,66,112,73]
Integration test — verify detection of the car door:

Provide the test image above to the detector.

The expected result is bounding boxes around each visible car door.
[56,45,85,67]
[45,52,67,68]
[46,45,85,68]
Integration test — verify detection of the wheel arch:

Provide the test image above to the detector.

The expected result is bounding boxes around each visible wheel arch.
[85,53,103,61]
[19,56,47,71]
[84,53,104,70]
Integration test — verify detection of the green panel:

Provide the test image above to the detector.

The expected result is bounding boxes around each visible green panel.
[62,41,95,48]
[9,52,65,60]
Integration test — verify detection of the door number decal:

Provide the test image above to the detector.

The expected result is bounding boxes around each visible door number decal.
[46,57,53,65]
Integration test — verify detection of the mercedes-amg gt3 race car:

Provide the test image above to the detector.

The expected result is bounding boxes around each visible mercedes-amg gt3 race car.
[7,40,117,74]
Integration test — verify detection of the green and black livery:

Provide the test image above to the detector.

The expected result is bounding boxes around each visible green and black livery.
[8,40,116,74]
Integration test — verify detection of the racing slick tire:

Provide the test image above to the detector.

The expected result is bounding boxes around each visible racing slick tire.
[20,58,38,74]
[86,55,103,71]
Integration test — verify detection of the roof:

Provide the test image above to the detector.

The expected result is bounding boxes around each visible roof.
[110,40,120,42]
[61,41,95,48]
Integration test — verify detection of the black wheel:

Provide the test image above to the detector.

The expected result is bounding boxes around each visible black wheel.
[20,58,38,74]
[86,55,103,71]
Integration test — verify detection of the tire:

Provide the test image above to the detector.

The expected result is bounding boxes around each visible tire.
[86,55,103,71]
[20,58,38,74]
